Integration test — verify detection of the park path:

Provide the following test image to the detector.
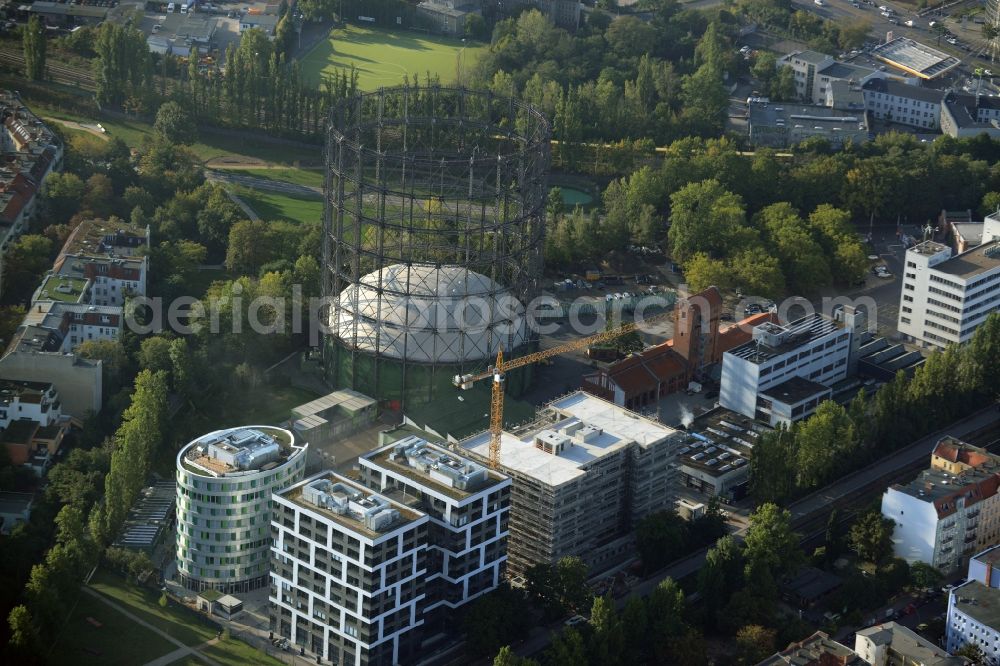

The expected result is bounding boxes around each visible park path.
[80,587,223,666]
[44,117,110,141]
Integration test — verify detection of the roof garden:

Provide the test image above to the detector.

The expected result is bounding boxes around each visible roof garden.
[34,275,88,303]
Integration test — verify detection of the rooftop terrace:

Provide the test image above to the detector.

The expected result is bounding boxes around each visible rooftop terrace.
[180,426,303,477]
[283,473,424,538]
[60,218,149,258]
[33,275,88,304]
[366,436,505,500]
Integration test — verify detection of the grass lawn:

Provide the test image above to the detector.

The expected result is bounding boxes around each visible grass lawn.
[226,167,325,189]
[87,570,286,666]
[236,187,323,226]
[89,570,217,646]
[36,103,319,166]
[300,24,486,90]
[49,589,179,665]
[213,384,321,429]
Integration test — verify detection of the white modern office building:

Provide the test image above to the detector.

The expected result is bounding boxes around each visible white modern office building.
[358,436,510,628]
[175,426,307,593]
[947,545,1000,664]
[882,437,1000,573]
[719,313,855,426]
[270,473,430,666]
[898,216,1000,348]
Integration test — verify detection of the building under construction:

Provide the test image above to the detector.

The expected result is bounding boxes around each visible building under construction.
[322,86,551,410]
[461,391,680,575]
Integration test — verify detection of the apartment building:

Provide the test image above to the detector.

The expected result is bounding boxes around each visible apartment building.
[897,220,1000,348]
[778,50,877,105]
[719,312,858,427]
[855,621,966,666]
[941,92,1000,139]
[0,379,68,472]
[175,426,308,593]
[759,631,864,665]
[882,437,1000,573]
[0,92,62,296]
[51,218,150,307]
[270,473,429,666]
[460,391,679,575]
[358,437,510,628]
[946,545,1000,664]
[862,78,943,130]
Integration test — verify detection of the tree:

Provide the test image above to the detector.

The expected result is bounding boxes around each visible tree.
[555,556,591,613]
[158,592,169,608]
[4,234,53,301]
[849,511,895,565]
[226,219,274,275]
[463,586,532,658]
[493,646,539,666]
[588,595,623,666]
[153,101,197,145]
[169,337,194,398]
[544,627,589,666]
[744,503,802,577]
[955,642,987,665]
[684,253,733,293]
[77,340,129,388]
[635,511,690,572]
[297,0,335,21]
[697,535,744,628]
[137,336,173,373]
[667,180,753,264]
[680,64,729,136]
[736,625,777,664]
[22,16,46,81]
[8,604,40,653]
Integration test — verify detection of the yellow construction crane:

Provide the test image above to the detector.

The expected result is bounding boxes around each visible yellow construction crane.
[453,309,675,469]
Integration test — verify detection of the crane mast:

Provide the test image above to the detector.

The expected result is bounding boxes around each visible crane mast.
[455,309,674,469]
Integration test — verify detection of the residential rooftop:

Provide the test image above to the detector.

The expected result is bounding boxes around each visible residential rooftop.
[180,426,304,477]
[0,379,54,406]
[281,473,424,538]
[59,218,149,259]
[33,275,89,304]
[727,313,843,364]
[952,580,1000,633]
[365,436,506,501]
[891,455,1000,513]
[973,544,1000,569]
[871,38,961,79]
[856,622,966,666]
[759,631,863,665]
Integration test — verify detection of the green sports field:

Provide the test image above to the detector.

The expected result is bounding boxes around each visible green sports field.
[300,24,486,91]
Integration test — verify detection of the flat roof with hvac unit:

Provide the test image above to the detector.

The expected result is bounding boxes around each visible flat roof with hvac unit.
[870,38,960,79]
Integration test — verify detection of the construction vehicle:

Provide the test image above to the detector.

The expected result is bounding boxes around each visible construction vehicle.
[453,309,674,469]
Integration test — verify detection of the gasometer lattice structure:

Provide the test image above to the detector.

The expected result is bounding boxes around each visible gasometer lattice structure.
[322,86,551,409]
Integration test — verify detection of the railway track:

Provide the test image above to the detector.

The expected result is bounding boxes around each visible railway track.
[0,48,96,90]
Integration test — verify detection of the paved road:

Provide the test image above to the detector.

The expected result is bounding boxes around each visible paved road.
[81,587,222,666]
[511,404,1000,659]
[206,169,322,199]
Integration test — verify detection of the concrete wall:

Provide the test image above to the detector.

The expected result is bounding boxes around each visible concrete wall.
[0,352,101,417]
[882,486,938,566]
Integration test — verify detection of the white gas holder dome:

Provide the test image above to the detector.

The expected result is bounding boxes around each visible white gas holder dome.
[334,264,528,363]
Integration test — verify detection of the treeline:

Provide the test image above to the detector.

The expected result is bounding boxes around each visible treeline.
[5,370,169,663]
[547,133,1000,296]
[751,314,1000,504]
[482,504,811,665]
[75,17,358,138]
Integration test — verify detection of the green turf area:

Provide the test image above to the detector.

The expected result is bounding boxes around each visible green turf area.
[225,167,325,189]
[89,570,218,646]
[49,589,178,665]
[38,105,319,166]
[236,187,324,226]
[300,24,485,90]
[189,383,321,432]
[86,570,286,666]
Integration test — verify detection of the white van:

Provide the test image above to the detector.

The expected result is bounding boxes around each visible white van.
[167,2,175,12]
[180,3,188,14]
